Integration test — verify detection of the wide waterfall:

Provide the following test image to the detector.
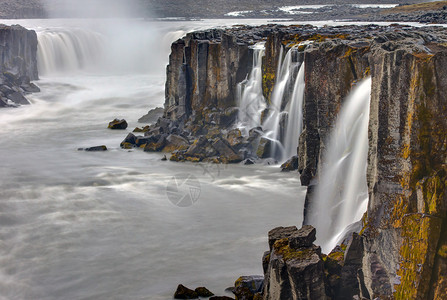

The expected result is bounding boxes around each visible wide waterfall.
[306,77,371,253]
[236,42,266,136]
[37,29,105,75]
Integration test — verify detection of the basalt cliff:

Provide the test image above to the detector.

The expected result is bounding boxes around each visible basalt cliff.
[132,24,447,299]
[0,24,39,107]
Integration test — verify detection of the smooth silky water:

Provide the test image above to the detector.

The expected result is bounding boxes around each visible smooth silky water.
[0,19,307,299]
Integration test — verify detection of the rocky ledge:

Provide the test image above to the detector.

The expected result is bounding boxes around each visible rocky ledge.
[0,24,39,107]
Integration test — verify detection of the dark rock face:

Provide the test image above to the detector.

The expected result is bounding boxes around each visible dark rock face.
[83,145,107,152]
[233,275,264,300]
[108,119,128,130]
[262,225,329,300]
[174,284,198,299]
[195,287,214,297]
[0,24,39,107]
[280,155,298,172]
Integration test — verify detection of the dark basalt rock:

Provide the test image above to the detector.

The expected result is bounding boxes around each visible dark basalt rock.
[233,275,264,300]
[195,286,214,297]
[288,225,316,249]
[263,225,328,300]
[174,284,198,299]
[268,226,298,251]
[108,119,128,130]
[209,296,234,300]
[280,155,298,172]
[80,145,108,152]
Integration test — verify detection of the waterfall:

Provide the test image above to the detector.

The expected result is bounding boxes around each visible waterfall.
[283,62,305,160]
[306,77,371,254]
[37,29,105,75]
[236,42,266,136]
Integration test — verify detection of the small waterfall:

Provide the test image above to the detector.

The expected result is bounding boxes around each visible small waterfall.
[262,46,295,159]
[237,42,266,136]
[283,62,305,160]
[37,29,105,75]
[307,77,372,254]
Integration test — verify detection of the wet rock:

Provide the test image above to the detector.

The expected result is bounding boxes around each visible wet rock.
[280,155,298,172]
[138,107,164,123]
[233,275,264,300]
[174,284,198,299]
[20,82,40,93]
[163,134,190,152]
[7,91,29,105]
[288,225,316,249]
[211,137,242,163]
[256,137,271,159]
[83,145,107,151]
[133,125,150,133]
[209,296,235,300]
[120,133,137,149]
[144,134,167,152]
[195,287,214,297]
[263,226,329,300]
[268,226,298,251]
[108,118,128,130]
[243,158,255,165]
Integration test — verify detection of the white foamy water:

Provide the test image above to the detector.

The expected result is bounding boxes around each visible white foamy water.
[307,77,371,253]
[0,18,305,299]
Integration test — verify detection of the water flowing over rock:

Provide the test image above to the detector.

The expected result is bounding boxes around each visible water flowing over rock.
[306,77,371,253]
[153,24,447,298]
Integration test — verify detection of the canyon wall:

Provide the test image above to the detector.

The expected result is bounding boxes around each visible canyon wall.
[0,24,39,106]
[151,24,447,299]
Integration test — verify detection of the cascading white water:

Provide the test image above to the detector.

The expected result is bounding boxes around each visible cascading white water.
[262,47,293,159]
[236,42,266,136]
[307,77,371,254]
[37,29,105,75]
[283,62,305,160]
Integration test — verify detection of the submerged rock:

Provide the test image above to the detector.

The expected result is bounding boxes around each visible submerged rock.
[108,118,128,130]
[80,145,108,151]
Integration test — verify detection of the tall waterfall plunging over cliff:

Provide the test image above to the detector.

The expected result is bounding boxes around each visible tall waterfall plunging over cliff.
[283,61,305,160]
[237,42,266,136]
[307,77,371,253]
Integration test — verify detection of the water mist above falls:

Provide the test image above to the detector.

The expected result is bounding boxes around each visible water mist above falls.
[306,77,372,253]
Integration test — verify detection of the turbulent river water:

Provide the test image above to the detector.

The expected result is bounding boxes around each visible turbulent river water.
[0,18,308,299]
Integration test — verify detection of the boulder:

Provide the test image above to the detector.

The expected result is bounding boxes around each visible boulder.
[233,275,264,300]
[144,134,168,152]
[108,119,128,130]
[162,134,190,152]
[7,91,29,105]
[268,226,298,251]
[20,82,40,93]
[195,287,214,297]
[82,145,108,151]
[280,156,298,172]
[174,284,198,299]
[211,137,242,163]
[288,225,316,249]
[256,137,271,159]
